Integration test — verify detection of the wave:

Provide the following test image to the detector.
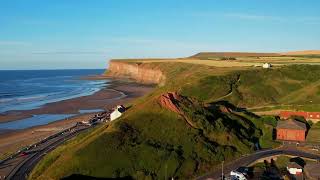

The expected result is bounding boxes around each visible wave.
[0,73,108,113]
[20,75,74,82]
[0,86,106,113]
[0,93,56,103]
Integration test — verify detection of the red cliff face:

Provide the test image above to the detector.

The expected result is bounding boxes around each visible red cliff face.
[106,61,166,85]
[158,92,182,114]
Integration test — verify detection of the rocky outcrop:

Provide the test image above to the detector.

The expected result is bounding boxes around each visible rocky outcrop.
[105,61,166,85]
[158,92,183,114]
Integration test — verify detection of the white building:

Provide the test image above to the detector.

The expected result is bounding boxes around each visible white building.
[110,105,126,121]
[230,170,247,180]
[287,162,303,175]
[262,63,272,69]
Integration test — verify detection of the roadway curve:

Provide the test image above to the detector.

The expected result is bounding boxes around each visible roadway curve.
[197,148,320,180]
[6,125,90,180]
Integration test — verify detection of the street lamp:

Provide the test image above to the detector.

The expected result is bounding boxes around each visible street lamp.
[221,160,224,180]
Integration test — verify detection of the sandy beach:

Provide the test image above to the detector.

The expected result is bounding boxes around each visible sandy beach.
[0,80,154,159]
[0,80,153,123]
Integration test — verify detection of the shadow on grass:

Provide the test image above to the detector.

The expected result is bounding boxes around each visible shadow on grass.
[210,100,260,118]
[290,157,306,167]
[62,174,133,180]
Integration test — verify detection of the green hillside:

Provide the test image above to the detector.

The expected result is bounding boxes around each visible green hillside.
[30,62,320,179]
[180,64,320,107]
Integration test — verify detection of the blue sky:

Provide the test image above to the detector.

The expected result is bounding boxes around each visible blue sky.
[0,0,319,70]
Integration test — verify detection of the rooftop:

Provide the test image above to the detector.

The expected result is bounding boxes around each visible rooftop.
[276,119,307,130]
[287,162,303,169]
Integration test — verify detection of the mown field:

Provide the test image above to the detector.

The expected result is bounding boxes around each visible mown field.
[30,59,320,179]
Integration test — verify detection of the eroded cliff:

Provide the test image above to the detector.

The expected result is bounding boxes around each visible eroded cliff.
[105,60,166,85]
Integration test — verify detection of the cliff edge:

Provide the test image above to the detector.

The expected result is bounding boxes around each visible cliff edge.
[105,60,166,85]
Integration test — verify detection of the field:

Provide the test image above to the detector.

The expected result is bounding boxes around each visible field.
[30,55,320,179]
[130,55,320,68]
[307,122,320,144]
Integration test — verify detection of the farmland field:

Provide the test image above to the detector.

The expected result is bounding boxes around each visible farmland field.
[133,56,320,68]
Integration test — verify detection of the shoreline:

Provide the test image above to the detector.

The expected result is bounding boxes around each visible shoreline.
[0,80,155,159]
[0,79,153,123]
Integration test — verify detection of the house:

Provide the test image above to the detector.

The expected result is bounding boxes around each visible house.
[230,170,247,180]
[110,105,126,121]
[287,162,303,175]
[280,111,320,122]
[262,63,272,68]
[276,119,307,141]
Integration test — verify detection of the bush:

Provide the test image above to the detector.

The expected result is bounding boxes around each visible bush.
[219,57,237,60]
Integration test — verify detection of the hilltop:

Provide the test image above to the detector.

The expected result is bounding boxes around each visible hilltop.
[191,52,280,59]
[281,50,320,55]
[30,54,320,179]
[191,50,320,60]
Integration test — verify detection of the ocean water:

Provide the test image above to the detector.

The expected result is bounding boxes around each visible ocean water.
[0,69,108,113]
[0,114,77,130]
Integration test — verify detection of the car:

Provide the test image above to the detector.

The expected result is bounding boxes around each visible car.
[19,152,27,157]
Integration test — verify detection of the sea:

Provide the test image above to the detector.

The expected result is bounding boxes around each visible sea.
[0,69,109,130]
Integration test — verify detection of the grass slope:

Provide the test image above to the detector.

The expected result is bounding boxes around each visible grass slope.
[30,62,320,179]
[307,122,320,144]
[30,95,270,179]
[180,64,320,107]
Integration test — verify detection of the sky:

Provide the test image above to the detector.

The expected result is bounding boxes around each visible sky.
[0,0,320,70]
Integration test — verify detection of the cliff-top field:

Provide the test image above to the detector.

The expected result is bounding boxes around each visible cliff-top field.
[30,55,320,179]
[120,54,320,67]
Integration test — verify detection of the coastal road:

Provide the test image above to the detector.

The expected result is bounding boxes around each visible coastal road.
[1,124,93,180]
[197,147,320,180]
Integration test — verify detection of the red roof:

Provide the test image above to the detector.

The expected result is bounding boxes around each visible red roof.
[280,111,320,119]
[276,119,307,130]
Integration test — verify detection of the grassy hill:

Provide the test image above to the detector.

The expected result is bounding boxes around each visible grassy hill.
[30,61,320,179]
[179,64,320,107]
[30,95,276,179]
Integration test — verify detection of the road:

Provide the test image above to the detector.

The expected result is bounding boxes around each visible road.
[0,123,93,180]
[197,147,320,180]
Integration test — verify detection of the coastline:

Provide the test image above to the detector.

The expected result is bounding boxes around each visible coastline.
[0,80,155,159]
[0,80,153,123]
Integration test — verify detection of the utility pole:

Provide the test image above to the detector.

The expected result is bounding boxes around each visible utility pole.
[221,160,224,180]
[165,164,167,180]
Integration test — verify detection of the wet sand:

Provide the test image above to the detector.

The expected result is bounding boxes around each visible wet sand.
[0,81,153,123]
[0,80,154,159]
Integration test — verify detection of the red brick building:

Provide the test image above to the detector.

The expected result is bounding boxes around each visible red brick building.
[276,119,307,142]
[280,111,320,122]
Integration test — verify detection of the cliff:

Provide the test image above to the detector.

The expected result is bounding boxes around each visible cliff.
[105,60,166,85]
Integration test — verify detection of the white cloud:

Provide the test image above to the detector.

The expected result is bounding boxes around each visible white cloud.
[191,12,320,25]
[0,41,31,46]
[224,13,285,22]
[31,51,108,55]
